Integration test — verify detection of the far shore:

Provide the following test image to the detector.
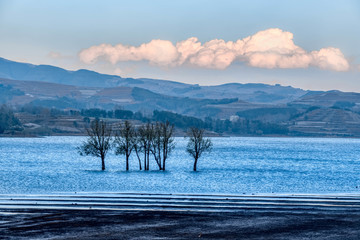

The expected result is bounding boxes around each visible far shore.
[1,133,360,139]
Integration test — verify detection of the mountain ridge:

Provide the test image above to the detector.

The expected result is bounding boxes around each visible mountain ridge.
[0,57,309,104]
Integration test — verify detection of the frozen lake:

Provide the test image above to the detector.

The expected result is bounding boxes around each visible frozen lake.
[0,136,360,195]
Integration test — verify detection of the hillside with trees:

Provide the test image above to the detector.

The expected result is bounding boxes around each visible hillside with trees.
[1,57,360,137]
[0,105,22,134]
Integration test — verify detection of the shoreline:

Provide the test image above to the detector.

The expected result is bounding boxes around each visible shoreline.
[2,191,360,196]
[2,134,360,139]
[1,193,360,239]
[1,192,360,212]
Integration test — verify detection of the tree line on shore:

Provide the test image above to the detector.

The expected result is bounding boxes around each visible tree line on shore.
[0,105,21,134]
[19,105,289,135]
[78,119,212,172]
[78,108,288,135]
[1,103,289,136]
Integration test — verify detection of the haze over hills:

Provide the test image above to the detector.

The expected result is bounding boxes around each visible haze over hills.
[1,57,360,137]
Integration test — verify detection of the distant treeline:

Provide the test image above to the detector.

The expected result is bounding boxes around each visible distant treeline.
[0,84,24,104]
[76,108,289,135]
[77,108,288,135]
[0,105,22,134]
[14,104,289,136]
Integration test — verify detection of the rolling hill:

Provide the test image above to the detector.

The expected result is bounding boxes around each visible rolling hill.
[2,57,360,137]
[0,57,308,104]
[0,77,258,119]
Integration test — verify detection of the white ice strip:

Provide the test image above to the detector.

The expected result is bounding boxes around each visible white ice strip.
[55,192,360,198]
[0,193,359,212]
[1,193,360,201]
[0,197,359,206]
[0,201,360,209]
[0,205,239,213]
[0,203,358,212]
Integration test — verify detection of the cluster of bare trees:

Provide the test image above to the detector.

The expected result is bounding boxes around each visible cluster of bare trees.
[78,119,212,171]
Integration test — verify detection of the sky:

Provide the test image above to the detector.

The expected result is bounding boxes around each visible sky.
[0,0,359,92]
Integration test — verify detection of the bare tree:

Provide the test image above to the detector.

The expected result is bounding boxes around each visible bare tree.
[114,120,136,171]
[185,127,212,171]
[160,121,175,171]
[151,122,163,170]
[133,131,142,170]
[150,121,175,170]
[78,119,112,171]
[137,122,154,170]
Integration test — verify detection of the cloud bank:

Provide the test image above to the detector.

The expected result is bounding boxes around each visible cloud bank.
[79,28,349,71]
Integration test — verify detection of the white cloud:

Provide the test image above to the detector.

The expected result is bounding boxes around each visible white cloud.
[79,28,350,71]
[311,47,350,71]
[79,40,179,66]
[176,37,203,65]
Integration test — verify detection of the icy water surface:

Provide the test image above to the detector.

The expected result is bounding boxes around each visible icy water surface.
[0,137,360,194]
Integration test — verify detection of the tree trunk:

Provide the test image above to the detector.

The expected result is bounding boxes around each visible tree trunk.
[158,154,162,170]
[162,144,166,171]
[147,150,150,171]
[155,156,162,170]
[101,155,105,171]
[144,151,147,171]
[136,151,142,170]
[134,147,142,170]
[126,154,129,171]
[157,161,162,170]
[193,157,198,171]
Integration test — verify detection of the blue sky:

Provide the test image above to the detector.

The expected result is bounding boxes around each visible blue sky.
[0,0,359,91]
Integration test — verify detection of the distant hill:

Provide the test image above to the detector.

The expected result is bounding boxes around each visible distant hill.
[0,57,123,87]
[0,57,308,104]
[0,77,256,119]
[289,107,360,137]
[2,57,360,137]
[290,90,360,110]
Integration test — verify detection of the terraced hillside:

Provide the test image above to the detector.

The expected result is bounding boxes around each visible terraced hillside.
[2,57,360,137]
[290,90,360,110]
[289,108,360,137]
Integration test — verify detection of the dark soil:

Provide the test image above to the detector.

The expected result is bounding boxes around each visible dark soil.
[1,209,360,239]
